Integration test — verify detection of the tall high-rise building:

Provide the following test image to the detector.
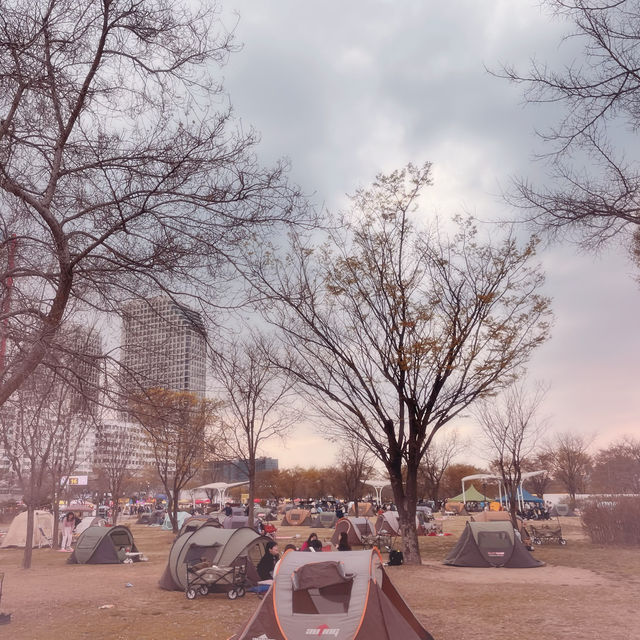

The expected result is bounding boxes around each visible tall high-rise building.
[120,296,207,399]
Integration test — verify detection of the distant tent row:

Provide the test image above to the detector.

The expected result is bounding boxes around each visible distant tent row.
[444,522,544,568]
[159,524,270,592]
[230,549,434,640]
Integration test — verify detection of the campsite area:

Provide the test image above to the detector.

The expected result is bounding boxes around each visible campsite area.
[1,516,639,640]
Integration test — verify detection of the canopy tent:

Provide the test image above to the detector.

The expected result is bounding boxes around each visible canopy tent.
[447,485,494,503]
[229,549,434,640]
[498,487,544,505]
[158,524,270,591]
[331,517,375,547]
[195,481,248,508]
[444,522,544,568]
[0,511,53,548]
[68,525,140,564]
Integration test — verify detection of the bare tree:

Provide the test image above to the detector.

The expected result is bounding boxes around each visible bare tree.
[591,436,640,493]
[476,381,547,528]
[92,420,141,525]
[0,362,94,567]
[417,430,465,503]
[212,337,297,525]
[501,0,640,259]
[334,439,376,516]
[131,388,216,533]
[247,164,552,563]
[0,0,307,409]
[547,432,593,507]
[523,451,554,498]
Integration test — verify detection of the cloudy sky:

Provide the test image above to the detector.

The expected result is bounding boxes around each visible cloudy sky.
[216,1,640,469]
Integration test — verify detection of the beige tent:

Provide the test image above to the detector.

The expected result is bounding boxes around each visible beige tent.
[0,510,54,548]
[348,502,376,517]
[280,508,312,527]
[470,510,532,546]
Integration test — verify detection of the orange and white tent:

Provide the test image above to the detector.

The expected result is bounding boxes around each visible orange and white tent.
[229,549,433,640]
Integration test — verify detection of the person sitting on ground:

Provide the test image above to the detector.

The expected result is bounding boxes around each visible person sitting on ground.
[337,531,351,551]
[283,543,297,552]
[301,532,319,551]
[257,541,280,580]
[309,539,323,552]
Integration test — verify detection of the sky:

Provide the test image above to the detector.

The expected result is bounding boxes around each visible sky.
[215,1,640,469]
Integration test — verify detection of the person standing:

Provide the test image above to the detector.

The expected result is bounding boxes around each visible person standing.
[61,512,75,551]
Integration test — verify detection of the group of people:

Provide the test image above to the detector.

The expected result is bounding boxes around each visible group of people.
[256,531,352,581]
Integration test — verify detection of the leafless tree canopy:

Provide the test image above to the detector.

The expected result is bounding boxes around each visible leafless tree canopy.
[0,0,307,407]
[247,163,552,563]
[546,431,593,505]
[501,0,640,255]
[476,381,547,526]
[212,336,298,523]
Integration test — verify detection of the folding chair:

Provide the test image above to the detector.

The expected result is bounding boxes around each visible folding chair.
[37,527,53,549]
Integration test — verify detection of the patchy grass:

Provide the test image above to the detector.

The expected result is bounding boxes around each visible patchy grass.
[1,516,639,639]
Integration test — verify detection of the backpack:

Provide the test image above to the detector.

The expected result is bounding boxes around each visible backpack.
[388,550,404,566]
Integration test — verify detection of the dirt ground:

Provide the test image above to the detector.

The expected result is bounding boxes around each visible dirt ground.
[1,515,639,640]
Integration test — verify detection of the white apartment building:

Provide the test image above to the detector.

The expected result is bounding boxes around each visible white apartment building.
[120,296,207,399]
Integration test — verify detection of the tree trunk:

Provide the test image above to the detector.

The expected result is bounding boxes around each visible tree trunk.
[248,455,256,527]
[388,464,421,565]
[23,506,34,569]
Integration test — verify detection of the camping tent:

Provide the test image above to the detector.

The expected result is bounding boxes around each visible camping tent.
[312,512,337,528]
[179,515,222,535]
[222,514,259,529]
[229,549,434,640]
[0,511,54,548]
[74,516,106,537]
[162,511,191,531]
[158,524,270,591]
[68,525,140,564]
[348,502,376,517]
[443,522,544,568]
[331,517,375,547]
[281,508,313,526]
[549,504,576,517]
[470,511,532,547]
[374,511,433,537]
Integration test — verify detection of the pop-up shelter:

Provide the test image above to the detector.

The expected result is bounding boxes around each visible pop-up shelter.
[348,502,376,517]
[159,524,270,591]
[443,522,544,568]
[312,512,338,528]
[68,525,140,564]
[331,517,375,547]
[447,485,494,504]
[162,511,191,531]
[229,549,434,640]
[281,508,313,526]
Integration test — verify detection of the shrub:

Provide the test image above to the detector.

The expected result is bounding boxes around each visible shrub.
[581,497,640,545]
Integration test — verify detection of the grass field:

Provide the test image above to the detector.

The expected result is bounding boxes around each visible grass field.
[1,515,638,639]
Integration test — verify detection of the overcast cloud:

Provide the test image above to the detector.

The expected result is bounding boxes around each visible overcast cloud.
[217,1,640,468]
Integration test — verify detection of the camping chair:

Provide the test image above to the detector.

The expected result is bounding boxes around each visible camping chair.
[37,527,53,549]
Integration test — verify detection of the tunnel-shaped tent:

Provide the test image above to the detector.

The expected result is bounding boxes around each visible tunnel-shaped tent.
[229,549,434,640]
[158,524,270,591]
[68,525,139,564]
[443,522,544,568]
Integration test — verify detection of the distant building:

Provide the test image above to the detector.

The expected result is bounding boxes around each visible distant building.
[208,457,279,483]
[120,296,207,400]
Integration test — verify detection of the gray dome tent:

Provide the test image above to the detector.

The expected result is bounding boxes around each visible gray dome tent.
[159,524,270,591]
[68,525,139,564]
[443,521,544,568]
[311,511,337,528]
[229,549,433,640]
[331,517,374,547]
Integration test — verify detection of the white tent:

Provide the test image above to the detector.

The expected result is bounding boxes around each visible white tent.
[0,510,54,548]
